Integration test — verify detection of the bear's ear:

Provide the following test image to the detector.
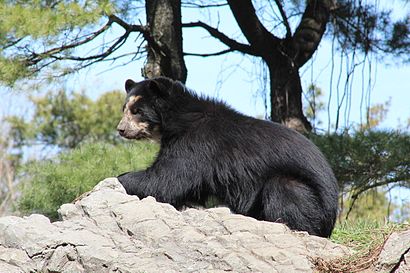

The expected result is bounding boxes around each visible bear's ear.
[148,79,168,98]
[125,79,136,93]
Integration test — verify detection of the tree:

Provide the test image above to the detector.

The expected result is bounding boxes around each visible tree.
[1,1,408,131]
[184,0,409,131]
[184,0,336,131]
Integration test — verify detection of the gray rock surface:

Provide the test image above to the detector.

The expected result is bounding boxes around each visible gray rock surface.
[0,178,351,273]
[376,229,410,273]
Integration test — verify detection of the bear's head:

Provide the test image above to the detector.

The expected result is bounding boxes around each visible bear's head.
[117,77,173,141]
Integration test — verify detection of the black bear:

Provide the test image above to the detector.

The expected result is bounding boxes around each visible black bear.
[117,77,338,237]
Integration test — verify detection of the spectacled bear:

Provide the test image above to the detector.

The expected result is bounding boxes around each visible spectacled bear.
[117,77,338,237]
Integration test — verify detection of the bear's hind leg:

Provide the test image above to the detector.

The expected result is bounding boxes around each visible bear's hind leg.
[261,176,330,237]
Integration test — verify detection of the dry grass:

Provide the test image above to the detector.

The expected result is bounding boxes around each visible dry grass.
[313,220,409,272]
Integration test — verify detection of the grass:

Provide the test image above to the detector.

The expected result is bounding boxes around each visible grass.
[314,219,409,272]
[18,141,158,220]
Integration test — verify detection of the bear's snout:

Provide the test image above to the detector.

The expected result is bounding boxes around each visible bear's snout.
[117,128,126,136]
[117,121,127,136]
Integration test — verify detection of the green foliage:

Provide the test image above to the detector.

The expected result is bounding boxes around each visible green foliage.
[330,0,410,60]
[0,0,115,84]
[0,57,31,86]
[310,130,410,190]
[9,87,148,219]
[310,130,410,221]
[0,1,112,38]
[18,141,158,220]
[6,89,125,149]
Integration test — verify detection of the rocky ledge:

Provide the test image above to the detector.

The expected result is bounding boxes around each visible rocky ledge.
[0,178,406,272]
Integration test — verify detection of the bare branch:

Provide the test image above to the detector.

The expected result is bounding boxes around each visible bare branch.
[48,32,130,62]
[108,14,148,33]
[181,2,228,8]
[27,18,114,66]
[28,14,149,65]
[96,51,148,75]
[227,0,280,55]
[274,0,292,39]
[182,21,258,56]
[19,14,153,79]
[184,49,234,57]
[1,38,24,50]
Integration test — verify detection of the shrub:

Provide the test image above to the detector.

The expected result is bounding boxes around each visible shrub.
[309,130,410,221]
[18,141,158,220]
[309,130,410,192]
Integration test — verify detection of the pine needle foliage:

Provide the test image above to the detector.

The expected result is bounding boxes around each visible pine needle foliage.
[0,0,115,84]
[310,130,410,192]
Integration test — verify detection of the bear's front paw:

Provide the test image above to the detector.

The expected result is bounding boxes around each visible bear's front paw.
[117,171,146,196]
[117,172,133,193]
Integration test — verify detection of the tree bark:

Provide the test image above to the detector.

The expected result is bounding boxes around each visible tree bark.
[144,0,187,82]
[267,54,312,132]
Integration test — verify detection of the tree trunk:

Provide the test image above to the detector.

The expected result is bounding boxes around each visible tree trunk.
[266,54,312,132]
[144,0,187,83]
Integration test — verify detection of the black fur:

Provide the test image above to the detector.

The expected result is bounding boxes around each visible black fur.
[117,77,339,237]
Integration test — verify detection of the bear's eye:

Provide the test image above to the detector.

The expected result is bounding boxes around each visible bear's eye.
[131,108,144,116]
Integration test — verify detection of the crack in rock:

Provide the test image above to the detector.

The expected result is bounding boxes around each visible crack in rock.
[390,246,410,273]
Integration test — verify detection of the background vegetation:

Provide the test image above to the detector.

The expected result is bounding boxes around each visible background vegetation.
[18,141,158,219]
[6,90,124,149]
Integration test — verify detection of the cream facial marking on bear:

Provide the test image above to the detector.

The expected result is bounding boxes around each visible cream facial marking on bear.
[124,95,142,114]
[118,95,150,138]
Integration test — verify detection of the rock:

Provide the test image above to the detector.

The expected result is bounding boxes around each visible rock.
[376,229,410,273]
[0,178,351,273]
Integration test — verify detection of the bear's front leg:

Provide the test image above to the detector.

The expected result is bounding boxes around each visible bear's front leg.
[117,171,147,196]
